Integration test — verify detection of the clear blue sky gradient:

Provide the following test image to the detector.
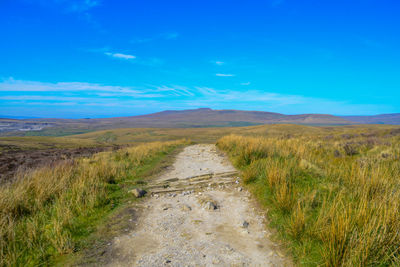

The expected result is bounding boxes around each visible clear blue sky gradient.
[1,0,399,118]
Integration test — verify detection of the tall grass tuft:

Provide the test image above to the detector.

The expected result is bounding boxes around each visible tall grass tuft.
[0,140,188,266]
[217,131,400,266]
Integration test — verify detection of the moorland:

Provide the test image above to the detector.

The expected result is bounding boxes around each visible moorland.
[0,110,400,266]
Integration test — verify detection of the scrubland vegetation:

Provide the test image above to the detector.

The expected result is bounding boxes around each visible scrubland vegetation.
[0,139,188,266]
[2,124,400,266]
[217,128,400,266]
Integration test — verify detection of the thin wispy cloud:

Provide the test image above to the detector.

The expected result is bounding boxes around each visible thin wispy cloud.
[216,73,235,77]
[0,78,140,94]
[241,82,251,86]
[151,85,195,97]
[215,61,225,65]
[104,52,136,60]
[0,78,392,116]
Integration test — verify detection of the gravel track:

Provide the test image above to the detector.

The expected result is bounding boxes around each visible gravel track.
[105,144,290,267]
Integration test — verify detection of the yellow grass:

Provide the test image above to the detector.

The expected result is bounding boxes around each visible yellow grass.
[0,139,188,266]
[217,129,400,266]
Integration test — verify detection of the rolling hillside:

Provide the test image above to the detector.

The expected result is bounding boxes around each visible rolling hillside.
[0,108,353,136]
[342,113,400,125]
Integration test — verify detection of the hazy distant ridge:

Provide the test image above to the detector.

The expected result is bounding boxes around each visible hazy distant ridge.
[3,108,400,135]
[88,108,352,127]
[341,113,400,125]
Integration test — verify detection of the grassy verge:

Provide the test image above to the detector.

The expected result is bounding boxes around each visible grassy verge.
[217,133,400,266]
[0,139,189,266]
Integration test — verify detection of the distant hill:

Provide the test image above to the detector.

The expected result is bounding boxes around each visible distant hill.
[6,109,400,136]
[85,108,352,128]
[0,108,354,136]
[341,113,400,125]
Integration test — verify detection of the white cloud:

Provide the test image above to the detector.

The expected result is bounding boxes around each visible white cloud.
[241,82,251,86]
[0,95,87,101]
[105,52,136,60]
[0,78,139,94]
[0,78,392,115]
[216,73,235,77]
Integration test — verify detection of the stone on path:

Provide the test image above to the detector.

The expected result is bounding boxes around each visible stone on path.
[130,188,147,198]
[242,220,249,228]
[204,201,218,210]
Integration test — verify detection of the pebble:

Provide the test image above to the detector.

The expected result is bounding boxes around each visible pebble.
[130,188,147,198]
[204,201,218,210]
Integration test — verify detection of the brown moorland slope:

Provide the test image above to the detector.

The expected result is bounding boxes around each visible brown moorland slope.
[342,113,400,125]
[1,108,352,136]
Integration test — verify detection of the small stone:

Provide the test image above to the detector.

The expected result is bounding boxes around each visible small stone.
[238,187,243,192]
[130,188,146,198]
[242,220,249,228]
[204,201,218,210]
[162,204,173,210]
[165,259,171,263]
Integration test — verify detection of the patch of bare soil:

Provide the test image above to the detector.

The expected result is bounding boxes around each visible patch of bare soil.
[90,144,291,266]
[0,146,120,184]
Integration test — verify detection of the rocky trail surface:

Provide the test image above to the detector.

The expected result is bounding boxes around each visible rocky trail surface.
[99,144,290,266]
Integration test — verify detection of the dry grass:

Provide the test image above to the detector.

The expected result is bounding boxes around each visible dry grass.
[0,139,188,266]
[217,128,400,266]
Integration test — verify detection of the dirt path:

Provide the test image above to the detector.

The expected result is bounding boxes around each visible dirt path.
[105,144,290,266]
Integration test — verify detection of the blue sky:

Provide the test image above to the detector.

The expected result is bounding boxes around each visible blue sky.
[0,0,399,118]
